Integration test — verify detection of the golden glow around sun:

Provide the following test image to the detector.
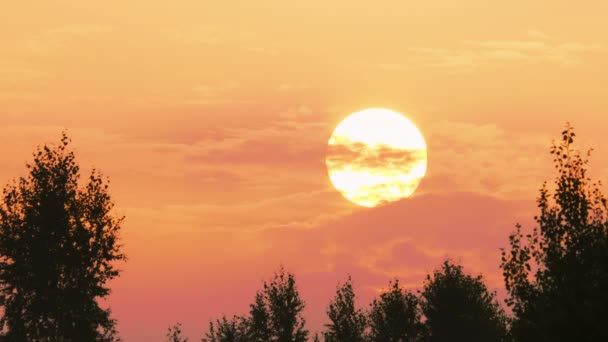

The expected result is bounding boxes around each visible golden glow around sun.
[326,108,428,207]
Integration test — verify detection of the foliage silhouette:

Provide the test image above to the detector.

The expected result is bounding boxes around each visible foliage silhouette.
[202,316,248,342]
[420,260,509,342]
[166,323,189,342]
[367,279,423,342]
[0,133,126,341]
[203,267,308,342]
[322,276,366,342]
[501,124,608,341]
[261,267,308,342]
[248,291,273,342]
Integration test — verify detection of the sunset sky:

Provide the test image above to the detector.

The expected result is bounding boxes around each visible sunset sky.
[2,1,608,340]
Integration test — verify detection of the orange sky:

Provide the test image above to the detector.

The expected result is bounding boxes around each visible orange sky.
[2,1,608,340]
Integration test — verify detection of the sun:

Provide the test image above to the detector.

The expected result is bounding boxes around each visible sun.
[326,108,428,207]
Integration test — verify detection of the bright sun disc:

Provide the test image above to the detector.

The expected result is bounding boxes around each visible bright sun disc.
[326,108,428,207]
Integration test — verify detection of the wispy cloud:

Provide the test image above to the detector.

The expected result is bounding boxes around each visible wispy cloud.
[27,25,114,53]
[527,30,551,40]
[383,31,603,69]
[423,121,553,198]
[275,83,311,93]
[409,35,601,68]
[167,26,222,45]
[182,82,257,105]
[167,26,280,56]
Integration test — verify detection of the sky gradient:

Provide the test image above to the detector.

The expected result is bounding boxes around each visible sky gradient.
[2,1,608,340]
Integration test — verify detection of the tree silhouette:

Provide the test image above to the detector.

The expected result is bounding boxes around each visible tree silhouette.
[322,276,367,342]
[420,260,508,342]
[248,292,273,341]
[501,124,608,341]
[367,280,423,342]
[203,267,308,342]
[202,316,248,342]
[166,323,189,342]
[0,134,126,341]
[252,267,308,342]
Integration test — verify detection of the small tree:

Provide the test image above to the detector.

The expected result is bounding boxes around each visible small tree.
[420,260,508,342]
[166,323,189,342]
[248,292,273,341]
[259,267,308,342]
[203,267,308,342]
[367,280,423,342]
[501,124,608,341]
[202,316,248,342]
[323,276,366,342]
[0,134,126,341]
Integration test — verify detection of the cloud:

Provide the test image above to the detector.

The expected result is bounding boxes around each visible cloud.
[186,113,331,168]
[247,46,279,56]
[183,82,257,105]
[406,33,602,68]
[276,83,311,93]
[168,26,280,57]
[251,190,535,298]
[423,121,554,199]
[527,30,551,40]
[27,25,114,53]
[325,141,427,206]
[0,66,53,85]
[167,26,222,45]
[378,63,411,71]
[327,141,426,170]
[124,188,353,235]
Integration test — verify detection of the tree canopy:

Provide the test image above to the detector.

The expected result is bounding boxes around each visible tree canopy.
[367,280,423,342]
[421,260,508,342]
[322,276,367,342]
